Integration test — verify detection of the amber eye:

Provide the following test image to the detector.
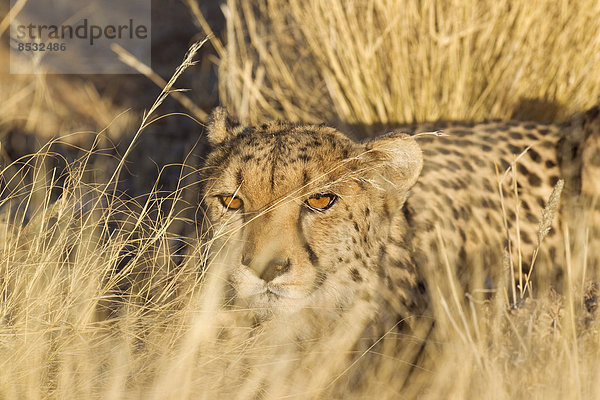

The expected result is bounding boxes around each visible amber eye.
[305,193,337,211]
[218,195,243,210]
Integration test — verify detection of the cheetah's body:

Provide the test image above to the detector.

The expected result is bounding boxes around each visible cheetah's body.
[405,120,563,293]
[201,107,600,332]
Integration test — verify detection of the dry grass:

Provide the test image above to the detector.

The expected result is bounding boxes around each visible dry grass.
[199,0,600,128]
[1,139,600,399]
[2,0,600,398]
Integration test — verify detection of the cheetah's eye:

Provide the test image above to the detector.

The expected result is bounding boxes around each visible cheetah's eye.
[305,193,337,212]
[218,195,243,210]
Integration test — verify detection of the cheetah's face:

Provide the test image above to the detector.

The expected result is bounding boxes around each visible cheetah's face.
[202,109,422,318]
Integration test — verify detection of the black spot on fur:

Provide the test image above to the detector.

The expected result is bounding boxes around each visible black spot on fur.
[508,144,522,154]
[351,268,363,282]
[517,163,529,176]
[472,156,486,167]
[455,139,473,147]
[482,180,494,192]
[526,212,538,223]
[537,197,545,208]
[507,209,516,220]
[545,159,557,168]
[482,136,499,144]
[528,173,542,187]
[446,160,461,170]
[521,231,532,244]
[509,131,523,140]
[549,175,560,186]
[528,148,541,162]
[451,129,472,136]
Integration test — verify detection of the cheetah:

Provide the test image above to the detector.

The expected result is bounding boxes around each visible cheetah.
[200,106,600,333]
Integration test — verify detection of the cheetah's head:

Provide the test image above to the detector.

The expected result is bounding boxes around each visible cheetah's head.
[201,109,422,320]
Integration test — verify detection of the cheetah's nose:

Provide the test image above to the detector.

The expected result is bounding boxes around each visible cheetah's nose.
[242,256,291,282]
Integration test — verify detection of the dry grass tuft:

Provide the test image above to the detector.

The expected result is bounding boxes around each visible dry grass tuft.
[196,0,600,128]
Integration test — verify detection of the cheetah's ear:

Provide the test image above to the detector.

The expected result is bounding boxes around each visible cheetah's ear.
[207,107,240,145]
[363,132,423,197]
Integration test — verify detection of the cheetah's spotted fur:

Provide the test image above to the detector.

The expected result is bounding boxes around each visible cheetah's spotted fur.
[201,106,600,332]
